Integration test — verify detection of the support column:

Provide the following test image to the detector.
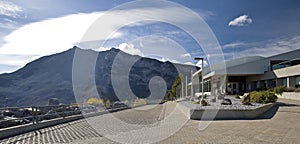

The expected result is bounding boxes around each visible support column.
[185,76,188,98]
[181,80,184,98]
[191,70,193,98]
[287,77,290,88]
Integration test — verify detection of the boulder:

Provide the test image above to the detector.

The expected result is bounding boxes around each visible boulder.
[241,93,251,105]
[221,99,232,105]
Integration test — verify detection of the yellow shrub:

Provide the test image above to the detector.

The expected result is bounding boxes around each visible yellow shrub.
[85,98,104,106]
[105,100,111,108]
[133,99,147,107]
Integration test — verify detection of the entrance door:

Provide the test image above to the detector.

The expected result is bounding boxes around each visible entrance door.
[227,82,239,95]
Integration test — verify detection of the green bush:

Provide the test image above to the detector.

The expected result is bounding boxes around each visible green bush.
[250,90,277,104]
[273,86,287,95]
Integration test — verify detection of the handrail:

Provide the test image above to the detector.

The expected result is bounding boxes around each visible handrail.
[0,104,109,129]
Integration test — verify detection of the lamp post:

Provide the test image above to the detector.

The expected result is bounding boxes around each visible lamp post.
[194,57,204,102]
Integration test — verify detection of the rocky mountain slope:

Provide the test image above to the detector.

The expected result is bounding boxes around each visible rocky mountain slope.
[0,47,196,106]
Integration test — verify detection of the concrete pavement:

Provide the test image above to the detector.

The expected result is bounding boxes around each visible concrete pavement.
[0,99,299,144]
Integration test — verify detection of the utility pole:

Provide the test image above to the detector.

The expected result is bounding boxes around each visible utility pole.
[194,57,204,102]
[191,70,193,99]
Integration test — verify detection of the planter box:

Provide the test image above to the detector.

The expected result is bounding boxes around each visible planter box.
[178,103,275,120]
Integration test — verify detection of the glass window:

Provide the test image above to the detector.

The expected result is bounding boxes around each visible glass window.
[296,76,300,85]
[283,78,287,87]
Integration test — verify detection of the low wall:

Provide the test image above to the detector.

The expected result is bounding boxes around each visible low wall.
[0,114,83,140]
[179,103,275,120]
[277,92,300,101]
[0,107,128,140]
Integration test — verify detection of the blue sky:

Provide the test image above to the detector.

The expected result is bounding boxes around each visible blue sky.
[0,0,300,73]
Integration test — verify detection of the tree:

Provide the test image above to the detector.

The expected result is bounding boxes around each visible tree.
[105,99,111,108]
[165,75,182,101]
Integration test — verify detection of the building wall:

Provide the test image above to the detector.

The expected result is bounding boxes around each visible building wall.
[201,49,300,94]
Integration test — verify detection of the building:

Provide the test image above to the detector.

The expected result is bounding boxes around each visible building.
[192,49,300,95]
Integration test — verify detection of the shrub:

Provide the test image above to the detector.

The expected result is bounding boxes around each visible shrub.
[85,98,104,106]
[133,98,147,107]
[201,100,208,106]
[250,90,277,104]
[105,100,111,108]
[273,86,287,95]
[123,100,129,105]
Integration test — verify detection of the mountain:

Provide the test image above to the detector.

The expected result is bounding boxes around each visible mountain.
[0,47,197,107]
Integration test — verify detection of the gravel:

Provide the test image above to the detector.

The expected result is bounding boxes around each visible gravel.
[179,95,264,110]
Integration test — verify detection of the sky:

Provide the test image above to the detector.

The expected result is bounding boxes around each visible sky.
[0,0,300,73]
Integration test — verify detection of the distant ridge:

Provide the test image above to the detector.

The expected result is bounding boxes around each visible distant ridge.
[0,47,196,106]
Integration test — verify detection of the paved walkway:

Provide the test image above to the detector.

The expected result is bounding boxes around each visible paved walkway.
[1,99,300,144]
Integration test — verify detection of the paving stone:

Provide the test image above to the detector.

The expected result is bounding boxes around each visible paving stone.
[0,99,299,144]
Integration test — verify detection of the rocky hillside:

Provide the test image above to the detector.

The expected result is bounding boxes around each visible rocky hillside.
[0,47,196,106]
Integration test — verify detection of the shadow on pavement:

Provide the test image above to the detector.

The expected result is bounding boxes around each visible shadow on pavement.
[257,101,300,119]
[256,103,279,119]
[276,102,300,107]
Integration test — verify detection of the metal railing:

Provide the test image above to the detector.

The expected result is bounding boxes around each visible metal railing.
[0,104,129,129]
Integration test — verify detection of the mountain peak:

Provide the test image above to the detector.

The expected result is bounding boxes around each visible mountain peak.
[0,46,196,106]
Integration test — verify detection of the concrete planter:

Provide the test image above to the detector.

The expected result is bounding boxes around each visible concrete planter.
[277,92,300,101]
[178,103,275,120]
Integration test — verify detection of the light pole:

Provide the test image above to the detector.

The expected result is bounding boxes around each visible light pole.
[194,57,204,102]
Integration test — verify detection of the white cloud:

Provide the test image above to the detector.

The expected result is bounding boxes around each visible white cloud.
[129,36,196,65]
[117,43,144,56]
[222,42,246,49]
[93,47,112,52]
[0,4,218,73]
[0,12,102,56]
[110,31,123,39]
[225,35,300,59]
[196,10,216,20]
[0,1,23,18]
[0,19,18,30]
[160,58,178,63]
[0,54,36,66]
[93,43,144,57]
[228,14,252,27]
[181,53,191,58]
[0,64,19,74]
